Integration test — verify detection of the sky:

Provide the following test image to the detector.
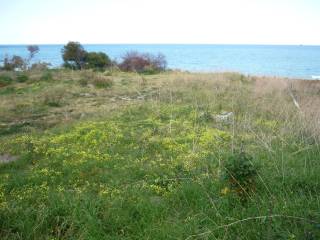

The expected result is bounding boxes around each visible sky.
[0,0,319,45]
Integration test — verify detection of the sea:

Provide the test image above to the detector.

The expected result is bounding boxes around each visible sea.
[1,44,320,79]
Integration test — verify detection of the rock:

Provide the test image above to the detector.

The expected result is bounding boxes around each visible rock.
[214,112,234,123]
[149,196,163,206]
[137,95,145,100]
[119,96,132,101]
[79,93,95,97]
[0,154,18,164]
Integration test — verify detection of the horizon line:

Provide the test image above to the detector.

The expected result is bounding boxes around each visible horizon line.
[0,43,319,47]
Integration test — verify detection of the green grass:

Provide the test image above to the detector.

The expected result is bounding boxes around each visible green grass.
[0,69,320,239]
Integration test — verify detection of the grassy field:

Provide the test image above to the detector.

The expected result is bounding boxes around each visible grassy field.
[0,69,320,239]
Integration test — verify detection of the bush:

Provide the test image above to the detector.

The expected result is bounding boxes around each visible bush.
[92,75,113,89]
[62,42,112,71]
[30,62,51,71]
[16,74,29,83]
[84,52,111,70]
[42,88,66,107]
[119,51,167,74]
[0,75,13,87]
[223,151,258,199]
[2,55,26,71]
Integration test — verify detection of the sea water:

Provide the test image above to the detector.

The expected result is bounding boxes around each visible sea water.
[1,44,319,79]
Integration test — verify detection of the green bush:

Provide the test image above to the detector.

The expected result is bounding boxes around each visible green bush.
[16,74,29,83]
[61,42,112,71]
[0,75,13,87]
[223,151,258,199]
[84,52,111,70]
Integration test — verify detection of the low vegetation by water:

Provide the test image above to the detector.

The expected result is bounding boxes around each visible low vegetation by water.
[0,69,320,239]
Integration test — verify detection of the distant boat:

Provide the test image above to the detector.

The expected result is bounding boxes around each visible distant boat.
[311,75,320,80]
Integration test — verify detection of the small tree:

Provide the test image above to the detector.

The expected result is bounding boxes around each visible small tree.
[152,53,167,71]
[27,45,39,61]
[26,45,40,69]
[62,42,87,70]
[84,52,111,70]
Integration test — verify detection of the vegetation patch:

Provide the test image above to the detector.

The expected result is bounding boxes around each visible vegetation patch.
[0,70,319,239]
[16,73,29,83]
[0,75,13,87]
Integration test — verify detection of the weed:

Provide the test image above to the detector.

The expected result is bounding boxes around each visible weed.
[0,75,13,87]
[40,71,53,81]
[0,86,16,95]
[79,78,88,87]
[42,87,66,107]
[16,73,29,83]
[223,150,258,200]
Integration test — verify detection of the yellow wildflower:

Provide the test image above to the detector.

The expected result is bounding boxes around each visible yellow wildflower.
[221,187,230,195]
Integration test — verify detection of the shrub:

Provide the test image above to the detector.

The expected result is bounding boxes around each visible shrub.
[0,75,13,87]
[92,75,113,89]
[2,55,26,71]
[84,52,111,70]
[223,151,258,199]
[30,62,51,71]
[42,88,66,107]
[16,74,29,83]
[61,42,113,71]
[79,78,88,87]
[119,51,167,73]
[62,42,86,70]
[40,71,53,81]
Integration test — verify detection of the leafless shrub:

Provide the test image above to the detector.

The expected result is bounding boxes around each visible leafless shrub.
[119,51,167,74]
[2,55,26,71]
[30,62,51,71]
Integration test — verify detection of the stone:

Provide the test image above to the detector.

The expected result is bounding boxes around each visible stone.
[0,154,18,164]
[214,112,234,123]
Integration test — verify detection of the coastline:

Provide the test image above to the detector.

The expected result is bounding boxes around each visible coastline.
[1,44,320,79]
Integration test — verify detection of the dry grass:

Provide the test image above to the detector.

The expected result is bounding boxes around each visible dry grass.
[1,70,319,137]
[1,69,319,149]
